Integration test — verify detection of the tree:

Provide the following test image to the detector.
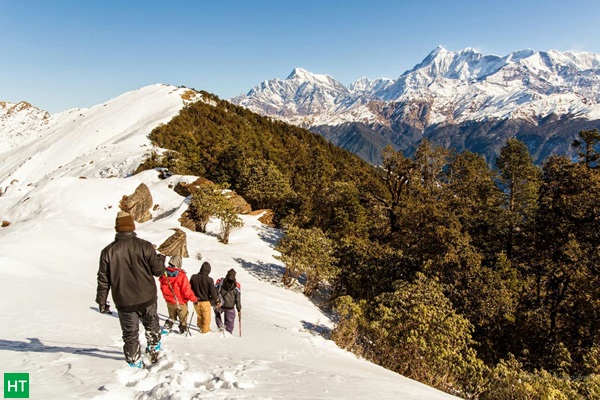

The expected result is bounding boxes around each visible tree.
[413,138,451,194]
[495,139,541,260]
[334,236,407,302]
[572,128,600,169]
[216,197,243,244]
[189,183,228,233]
[312,181,369,240]
[189,183,243,243]
[445,151,504,263]
[373,145,415,233]
[236,159,294,210]
[274,225,338,296]
[519,155,600,372]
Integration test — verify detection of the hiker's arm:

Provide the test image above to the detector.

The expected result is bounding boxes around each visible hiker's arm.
[96,250,110,306]
[146,242,166,277]
[236,288,242,312]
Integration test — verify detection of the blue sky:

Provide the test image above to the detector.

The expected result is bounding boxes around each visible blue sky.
[2,0,600,113]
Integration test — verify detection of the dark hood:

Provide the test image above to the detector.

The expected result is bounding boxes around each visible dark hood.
[200,261,211,275]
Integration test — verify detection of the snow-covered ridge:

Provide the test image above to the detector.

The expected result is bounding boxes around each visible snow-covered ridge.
[0,84,203,193]
[231,46,600,127]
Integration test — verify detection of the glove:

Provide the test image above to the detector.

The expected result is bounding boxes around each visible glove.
[238,311,242,319]
[99,304,112,314]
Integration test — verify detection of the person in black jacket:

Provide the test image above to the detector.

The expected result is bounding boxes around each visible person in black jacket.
[96,211,166,368]
[190,261,220,333]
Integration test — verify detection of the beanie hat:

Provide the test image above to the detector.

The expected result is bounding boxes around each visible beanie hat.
[169,255,183,269]
[115,211,135,232]
[226,268,236,281]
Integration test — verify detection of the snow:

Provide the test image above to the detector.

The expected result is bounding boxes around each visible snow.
[231,47,600,129]
[0,86,459,399]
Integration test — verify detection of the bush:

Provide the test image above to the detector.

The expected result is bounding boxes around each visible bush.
[274,224,338,296]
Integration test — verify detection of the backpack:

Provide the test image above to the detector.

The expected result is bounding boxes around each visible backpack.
[215,277,241,306]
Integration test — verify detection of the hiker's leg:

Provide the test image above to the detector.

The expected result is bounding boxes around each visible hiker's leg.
[140,303,161,348]
[224,309,236,334]
[118,309,141,364]
[199,301,211,333]
[214,308,223,329]
[195,302,204,330]
[178,303,189,331]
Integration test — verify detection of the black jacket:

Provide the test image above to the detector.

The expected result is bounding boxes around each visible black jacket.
[190,262,219,304]
[96,232,166,312]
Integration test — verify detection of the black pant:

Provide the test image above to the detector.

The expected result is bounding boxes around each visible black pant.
[117,302,161,363]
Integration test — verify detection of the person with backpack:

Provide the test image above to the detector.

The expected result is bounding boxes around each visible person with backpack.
[189,261,220,333]
[96,211,166,368]
[214,268,242,335]
[159,255,197,334]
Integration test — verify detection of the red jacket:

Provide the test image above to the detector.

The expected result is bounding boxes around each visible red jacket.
[159,267,197,304]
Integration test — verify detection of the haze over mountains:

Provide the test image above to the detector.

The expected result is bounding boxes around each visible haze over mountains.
[232,46,600,164]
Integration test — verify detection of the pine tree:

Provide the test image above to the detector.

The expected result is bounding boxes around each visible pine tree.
[572,128,600,169]
[495,139,541,260]
[445,151,504,263]
[373,145,415,233]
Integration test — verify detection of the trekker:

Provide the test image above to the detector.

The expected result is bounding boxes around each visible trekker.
[190,261,220,333]
[159,255,197,334]
[96,211,166,368]
[214,268,242,335]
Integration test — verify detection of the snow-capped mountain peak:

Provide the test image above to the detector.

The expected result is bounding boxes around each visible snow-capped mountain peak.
[233,67,350,119]
[287,67,335,85]
[0,101,51,152]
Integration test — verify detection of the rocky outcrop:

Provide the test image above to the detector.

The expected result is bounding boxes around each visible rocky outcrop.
[178,211,197,231]
[173,178,214,198]
[158,228,189,258]
[250,209,275,227]
[120,183,153,222]
[225,191,252,214]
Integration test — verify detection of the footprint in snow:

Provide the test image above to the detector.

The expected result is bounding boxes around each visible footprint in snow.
[111,351,257,398]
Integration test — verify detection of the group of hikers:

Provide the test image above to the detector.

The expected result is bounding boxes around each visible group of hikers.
[95,211,242,368]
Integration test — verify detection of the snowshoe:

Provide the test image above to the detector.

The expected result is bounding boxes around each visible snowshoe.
[145,341,161,364]
[128,360,144,369]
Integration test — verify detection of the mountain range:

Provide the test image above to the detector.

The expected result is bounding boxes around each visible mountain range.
[231,46,600,164]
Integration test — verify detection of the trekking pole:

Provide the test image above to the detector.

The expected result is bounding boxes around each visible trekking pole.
[239,312,242,337]
[186,309,195,337]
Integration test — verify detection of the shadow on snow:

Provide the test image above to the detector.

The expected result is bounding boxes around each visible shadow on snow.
[0,337,123,361]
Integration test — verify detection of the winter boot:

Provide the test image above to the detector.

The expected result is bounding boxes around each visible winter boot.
[145,341,161,364]
[124,343,141,366]
[178,324,187,334]
[161,319,174,335]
